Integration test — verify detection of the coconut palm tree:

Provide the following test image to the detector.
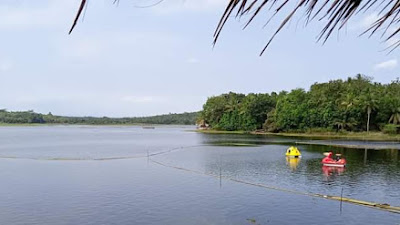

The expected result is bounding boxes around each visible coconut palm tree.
[389,106,400,125]
[225,98,241,113]
[359,90,378,132]
[334,117,357,131]
[339,93,357,110]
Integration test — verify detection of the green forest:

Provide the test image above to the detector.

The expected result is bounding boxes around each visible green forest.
[0,110,198,125]
[199,75,400,134]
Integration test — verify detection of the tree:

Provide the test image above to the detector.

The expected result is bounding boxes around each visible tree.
[241,93,276,129]
[0,110,199,125]
[199,75,400,132]
[389,107,400,125]
[263,108,278,132]
[383,79,400,125]
[334,117,357,131]
[202,95,228,127]
[224,92,245,113]
[275,89,309,131]
[340,93,357,110]
[359,89,379,132]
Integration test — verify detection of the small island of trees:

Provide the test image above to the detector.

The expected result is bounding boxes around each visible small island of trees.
[199,75,400,134]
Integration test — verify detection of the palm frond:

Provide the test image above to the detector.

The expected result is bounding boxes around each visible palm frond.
[69,0,120,34]
[69,0,87,34]
[69,0,400,55]
[214,0,400,55]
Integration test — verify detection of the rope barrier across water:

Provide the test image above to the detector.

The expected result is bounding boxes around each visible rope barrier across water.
[148,146,400,215]
[0,145,209,161]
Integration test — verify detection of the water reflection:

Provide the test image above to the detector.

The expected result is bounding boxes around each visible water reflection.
[286,157,300,171]
[191,133,400,205]
[364,149,368,165]
[322,166,346,178]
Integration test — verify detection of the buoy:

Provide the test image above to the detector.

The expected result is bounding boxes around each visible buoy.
[286,146,301,158]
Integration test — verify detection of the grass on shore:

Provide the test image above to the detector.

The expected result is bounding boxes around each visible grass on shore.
[261,131,400,141]
[195,129,400,141]
[194,129,250,134]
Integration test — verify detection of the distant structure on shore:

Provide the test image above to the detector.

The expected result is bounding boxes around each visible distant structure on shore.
[196,120,209,130]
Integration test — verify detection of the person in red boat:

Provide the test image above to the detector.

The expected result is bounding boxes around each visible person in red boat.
[322,152,346,167]
[327,152,333,159]
[322,152,333,163]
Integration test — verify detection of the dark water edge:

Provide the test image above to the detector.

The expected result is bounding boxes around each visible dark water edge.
[195,129,400,143]
[0,126,398,225]
[195,131,400,150]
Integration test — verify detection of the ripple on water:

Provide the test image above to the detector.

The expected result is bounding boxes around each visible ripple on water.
[0,126,398,225]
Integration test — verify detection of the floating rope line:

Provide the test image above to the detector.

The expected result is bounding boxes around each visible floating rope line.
[0,145,209,161]
[149,156,400,214]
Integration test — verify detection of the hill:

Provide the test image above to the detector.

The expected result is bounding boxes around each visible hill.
[0,110,199,125]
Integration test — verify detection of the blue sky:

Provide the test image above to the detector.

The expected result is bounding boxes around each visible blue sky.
[0,0,399,117]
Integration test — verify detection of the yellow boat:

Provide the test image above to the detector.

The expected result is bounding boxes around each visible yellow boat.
[286,146,301,158]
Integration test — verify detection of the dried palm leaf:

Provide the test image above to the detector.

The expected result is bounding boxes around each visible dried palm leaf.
[215,0,400,55]
[69,0,400,55]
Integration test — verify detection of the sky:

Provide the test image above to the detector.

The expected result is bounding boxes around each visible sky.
[0,0,399,117]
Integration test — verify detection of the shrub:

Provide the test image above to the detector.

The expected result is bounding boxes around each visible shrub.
[382,124,399,134]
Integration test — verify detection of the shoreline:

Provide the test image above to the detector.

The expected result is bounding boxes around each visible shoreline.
[0,123,193,127]
[295,141,399,150]
[194,129,400,142]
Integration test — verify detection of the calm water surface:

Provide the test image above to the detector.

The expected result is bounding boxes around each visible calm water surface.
[0,126,398,225]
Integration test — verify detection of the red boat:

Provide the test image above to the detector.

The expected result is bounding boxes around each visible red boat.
[321,152,346,167]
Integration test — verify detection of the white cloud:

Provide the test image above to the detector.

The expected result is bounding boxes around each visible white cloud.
[360,13,379,29]
[374,59,398,70]
[348,13,379,31]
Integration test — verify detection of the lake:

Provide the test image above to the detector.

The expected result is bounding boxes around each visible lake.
[0,126,399,225]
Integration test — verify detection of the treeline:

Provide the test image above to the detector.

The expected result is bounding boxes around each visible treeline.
[0,110,199,125]
[199,75,400,134]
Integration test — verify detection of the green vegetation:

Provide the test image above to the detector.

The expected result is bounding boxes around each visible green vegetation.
[214,143,258,147]
[199,75,400,134]
[246,218,257,224]
[195,130,249,135]
[259,131,400,142]
[201,92,278,131]
[195,129,400,141]
[0,110,198,125]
